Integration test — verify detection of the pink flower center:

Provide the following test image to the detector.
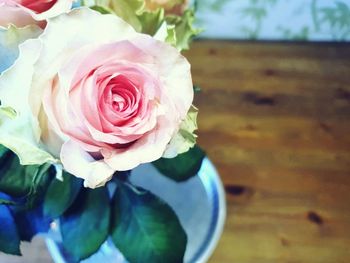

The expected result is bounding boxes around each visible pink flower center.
[100,74,142,126]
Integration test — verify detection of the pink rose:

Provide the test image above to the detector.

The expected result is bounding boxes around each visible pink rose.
[0,8,193,188]
[0,0,73,28]
[144,0,189,15]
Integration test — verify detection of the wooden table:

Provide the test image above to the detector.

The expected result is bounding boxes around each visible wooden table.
[185,40,350,263]
[1,41,350,263]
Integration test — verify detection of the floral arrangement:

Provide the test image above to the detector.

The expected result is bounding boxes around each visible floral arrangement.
[0,0,204,262]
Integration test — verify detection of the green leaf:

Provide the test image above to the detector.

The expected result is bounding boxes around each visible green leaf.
[0,145,53,208]
[90,5,113,14]
[44,171,83,219]
[0,148,35,197]
[153,21,176,45]
[153,145,205,182]
[0,186,51,243]
[0,205,21,255]
[138,8,164,35]
[93,0,145,32]
[163,105,198,158]
[11,204,51,242]
[165,9,202,50]
[60,187,110,261]
[165,24,177,46]
[111,183,187,263]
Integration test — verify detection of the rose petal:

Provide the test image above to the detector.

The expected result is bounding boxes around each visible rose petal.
[29,8,137,118]
[103,115,175,170]
[0,39,56,164]
[130,35,193,118]
[61,140,115,188]
[0,3,35,28]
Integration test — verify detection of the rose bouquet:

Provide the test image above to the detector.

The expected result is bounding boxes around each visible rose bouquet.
[0,0,205,262]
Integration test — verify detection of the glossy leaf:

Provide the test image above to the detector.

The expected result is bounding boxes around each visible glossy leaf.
[0,205,21,255]
[60,187,110,261]
[111,183,187,263]
[0,181,51,243]
[44,171,83,219]
[153,145,205,182]
[11,205,51,242]
[0,145,53,208]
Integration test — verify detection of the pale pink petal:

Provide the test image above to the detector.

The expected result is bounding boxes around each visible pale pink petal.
[103,116,175,171]
[0,3,35,28]
[61,140,115,188]
[130,35,193,118]
[0,38,56,164]
[30,8,137,118]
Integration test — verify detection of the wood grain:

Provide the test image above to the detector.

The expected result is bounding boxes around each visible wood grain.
[1,41,349,263]
[183,40,350,263]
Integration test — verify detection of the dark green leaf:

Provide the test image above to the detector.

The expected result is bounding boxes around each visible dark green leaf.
[0,145,53,208]
[60,187,110,261]
[25,164,54,209]
[0,146,33,197]
[0,145,7,157]
[0,190,51,242]
[111,183,187,263]
[11,205,51,242]
[153,145,205,182]
[44,171,82,218]
[0,205,21,255]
